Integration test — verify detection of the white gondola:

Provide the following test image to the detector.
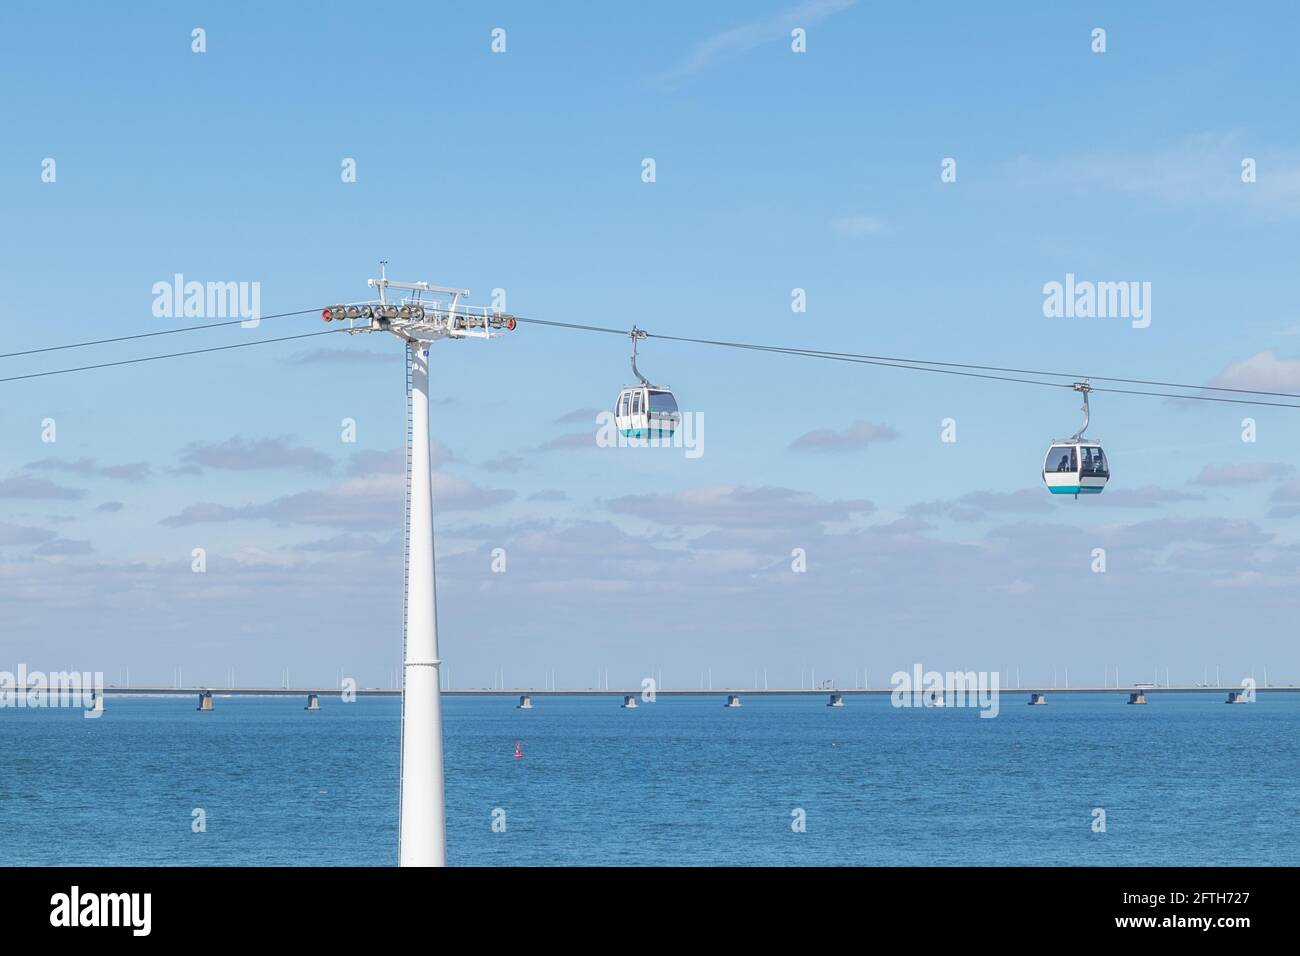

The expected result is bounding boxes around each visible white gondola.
[1042,382,1109,497]
[614,326,680,439]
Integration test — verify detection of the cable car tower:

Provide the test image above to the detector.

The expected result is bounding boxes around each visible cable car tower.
[323,263,516,867]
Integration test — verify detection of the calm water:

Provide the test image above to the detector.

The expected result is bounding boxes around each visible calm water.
[3,693,1296,866]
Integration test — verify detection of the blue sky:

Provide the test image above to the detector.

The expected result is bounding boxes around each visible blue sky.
[3,1,1300,689]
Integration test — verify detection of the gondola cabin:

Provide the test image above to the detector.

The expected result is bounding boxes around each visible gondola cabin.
[615,385,680,439]
[1042,440,1108,497]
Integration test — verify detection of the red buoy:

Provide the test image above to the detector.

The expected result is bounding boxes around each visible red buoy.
[513,741,523,759]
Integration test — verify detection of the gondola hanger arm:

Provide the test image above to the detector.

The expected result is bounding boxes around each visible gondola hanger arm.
[629,325,650,386]
[1070,381,1092,441]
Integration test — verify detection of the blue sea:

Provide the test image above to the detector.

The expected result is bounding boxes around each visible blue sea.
[3,693,1296,866]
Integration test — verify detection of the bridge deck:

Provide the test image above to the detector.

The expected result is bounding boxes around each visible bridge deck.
[93,685,1297,697]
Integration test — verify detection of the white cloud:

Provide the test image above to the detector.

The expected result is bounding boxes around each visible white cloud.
[25,458,151,482]
[653,0,856,89]
[833,215,884,238]
[608,484,873,529]
[1194,462,1294,486]
[181,436,335,474]
[0,522,55,546]
[790,420,897,452]
[0,476,84,500]
[1207,351,1300,394]
[159,471,514,529]
[1009,132,1300,220]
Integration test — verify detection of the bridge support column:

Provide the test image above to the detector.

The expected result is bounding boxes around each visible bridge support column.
[517,694,533,710]
[827,693,845,707]
[1028,693,1047,705]
[197,690,214,712]
[1128,691,1147,705]
[305,693,321,711]
[724,694,742,708]
[621,695,638,709]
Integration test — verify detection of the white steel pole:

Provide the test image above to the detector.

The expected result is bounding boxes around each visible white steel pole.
[399,342,446,867]
[330,269,515,865]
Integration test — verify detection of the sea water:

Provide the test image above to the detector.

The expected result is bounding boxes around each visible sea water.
[2,693,1295,866]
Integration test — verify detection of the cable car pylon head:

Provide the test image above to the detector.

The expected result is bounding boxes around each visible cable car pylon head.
[321,265,516,344]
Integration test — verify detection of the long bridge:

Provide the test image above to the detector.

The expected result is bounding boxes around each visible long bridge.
[84,684,1296,710]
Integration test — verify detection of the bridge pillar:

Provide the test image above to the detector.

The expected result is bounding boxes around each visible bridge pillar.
[1028,693,1047,706]
[517,694,533,710]
[197,690,214,712]
[621,695,638,709]
[827,693,845,708]
[305,693,321,711]
[1127,691,1147,705]
[724,694,742,708]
